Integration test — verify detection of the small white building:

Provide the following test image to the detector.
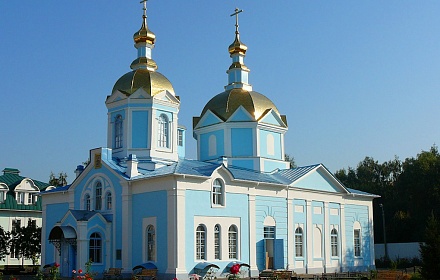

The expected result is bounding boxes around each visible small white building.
[41,4,378,280]
[0,168,49,268]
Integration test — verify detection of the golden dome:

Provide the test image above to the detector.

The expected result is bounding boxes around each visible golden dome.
[199,88,285,123]
[228,34,247,55]
[112,69,175,97]
[133,15,156,45]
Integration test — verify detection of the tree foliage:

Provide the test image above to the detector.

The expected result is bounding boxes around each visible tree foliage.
[8,220,41,264]
[0,225,10,261]
[285,154,297,168]
[49,171,68,187]
[335,145,440,243]
[420,212,440,280]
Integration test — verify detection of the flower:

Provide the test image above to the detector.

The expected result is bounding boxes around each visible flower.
[228,264,241,280]
[72,270,77,274]
[78,269,83,274]
[230,264,240,275]
[55,263,60,268]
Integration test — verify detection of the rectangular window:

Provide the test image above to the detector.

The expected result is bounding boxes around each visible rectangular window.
[11,220,21,258]
[0,191,4,203]
[295,228,303,257]
[196,229,205,260]
[264,226,275,239]
[354,229,361,257]
[228,228,237,259]
[16,192,25,204]
[27,193,33,204]
[214,230,220,259]
[178,130,183,146]
[331,234,338,257]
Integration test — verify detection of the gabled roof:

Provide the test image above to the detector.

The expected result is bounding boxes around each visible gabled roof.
[276,164,321,183]
[0,171,50,191]
[69,210,112,222]
[40,152,377,198]
[0,168,50,211]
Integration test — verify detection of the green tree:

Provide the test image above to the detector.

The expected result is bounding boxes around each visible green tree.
[0,225,9,261]
[420,212,440,280]
[9,220,42,266]
[49,172,68,186]
[285,154,297,168]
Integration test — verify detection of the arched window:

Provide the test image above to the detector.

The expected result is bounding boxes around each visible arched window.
[196,225,206,260]
[208,135,217,156]
[331,228,338,257]
[214,224,221,260]
[313,226,322,258]
[89,232,102,263]
[106,192,112,210]
[95,182,102,210]
[228,225,238,259]
[85,194,91,211]
[267,134,275,156]
[212,179,223,206]
[115,115,123,149]
[146,225,155,261]
[354,222,361,257]
[295,227,303,257]
[158,114,169,148]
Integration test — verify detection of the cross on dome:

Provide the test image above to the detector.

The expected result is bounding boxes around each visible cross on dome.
[140,0,148,18]
[230,8,243,35]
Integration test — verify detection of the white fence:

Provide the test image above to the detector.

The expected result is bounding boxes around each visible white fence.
[375,242,421,260]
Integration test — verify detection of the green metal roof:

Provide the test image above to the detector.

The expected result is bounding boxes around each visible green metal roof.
[0,168,50,211]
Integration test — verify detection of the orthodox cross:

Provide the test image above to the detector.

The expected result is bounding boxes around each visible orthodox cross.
[230,8,243,34]
[140,0,148,17]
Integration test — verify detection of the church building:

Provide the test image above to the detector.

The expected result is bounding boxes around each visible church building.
[41,4,377,279]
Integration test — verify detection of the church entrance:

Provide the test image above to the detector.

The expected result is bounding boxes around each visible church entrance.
[48,226,77,277]
[264,226,275,269]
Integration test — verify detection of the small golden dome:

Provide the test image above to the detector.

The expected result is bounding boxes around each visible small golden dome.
[228,34,247,55]
[200,88,282,122]
[112,69,175,97]
[133,15,156,45]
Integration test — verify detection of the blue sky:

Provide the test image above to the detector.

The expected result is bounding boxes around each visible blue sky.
[1,1,440,184]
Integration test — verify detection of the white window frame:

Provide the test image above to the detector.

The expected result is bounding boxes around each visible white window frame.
[95,182,102,210]
[177,130,183,146]
[354,229,361,257]
[157,114,169,148]
[212,179,224,207]
[196,224,206,260]
[214,224,221,260]
[331,228,338,257]
[106,192,112,210]
[85,194,91,211]
[295,226,304,257]
[89,232,102,263]
[146,225,156,261]
[115,115,123,149]
[228,225,238,259]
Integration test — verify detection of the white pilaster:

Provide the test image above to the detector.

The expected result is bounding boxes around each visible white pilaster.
[286,191,294,270]
[248,194,258,276]
[41,203,47,266]
[306,200,313,273]
[368,204,375,268]
[324,202,331,271]
[166,186,187,275]
[340,204,346,270]
[121,181,132,273]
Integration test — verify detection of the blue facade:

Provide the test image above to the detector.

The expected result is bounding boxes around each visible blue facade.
[132,111,149,148]
[255,196,288,271]
[200,130,224,161]
[41,5,378,280]
[231,128,253,157]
